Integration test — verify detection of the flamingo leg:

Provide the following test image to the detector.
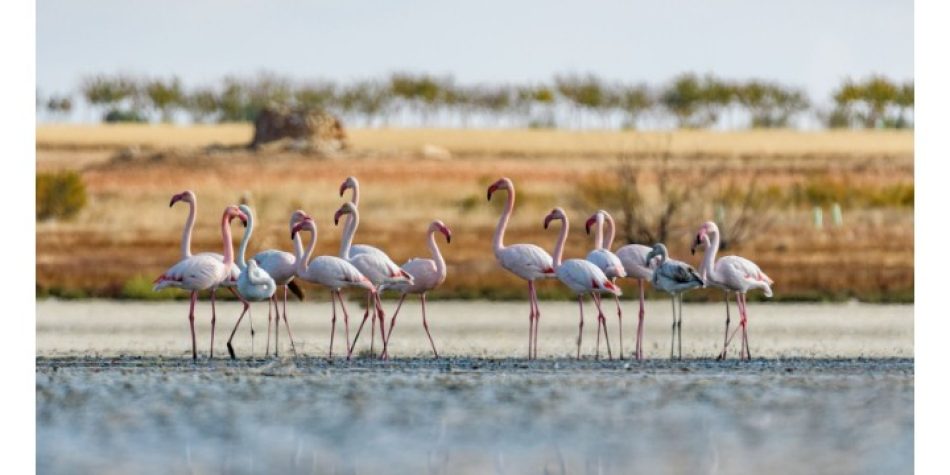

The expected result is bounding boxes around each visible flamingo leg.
[338,291,354,358]
[614,292,623,360]
[210,288,218,358]
[266,296,274,357]
[594,294,602,359]
[188,291,198,361]
[369,293,376,356]
[328,291,337,358]
[527,281,536,359]
[531,282,541,359]
[282,284,297,356]
[740,293,751,360]
[718,292,731,360]
[593,293,612,360]
[636,279,645,361]
[383,294,408,360]
[375,294,387,359]
[421,293,439,358]
[348,292,374,358]
[576,295,585,359]
[670,295,676,360]
[227,300,250,360]
[677,294,683,360]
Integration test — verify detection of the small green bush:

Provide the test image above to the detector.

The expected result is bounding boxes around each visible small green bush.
[36,171,88,221]
[120,276,178,300]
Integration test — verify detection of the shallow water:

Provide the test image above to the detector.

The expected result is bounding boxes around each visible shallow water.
[36,301,914,474]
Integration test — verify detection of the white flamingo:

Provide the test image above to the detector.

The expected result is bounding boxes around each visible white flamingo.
[291,216,376,358]
[154,205,248,361]
[487,177,556,359]
[600,211,657,361]
[333,202,413,358]
[381,220,452,359]
[250,210,311,356]
[339,176,388,259]
[544,207,622,360]
[584,210,628,358]
[224,204,278,359]
[646,243,704,360]
[690,221,773,360]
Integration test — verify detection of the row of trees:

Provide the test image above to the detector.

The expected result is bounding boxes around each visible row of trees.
[39,72,913,130]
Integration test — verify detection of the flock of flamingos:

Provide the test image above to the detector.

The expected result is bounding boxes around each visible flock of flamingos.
[153,176,774,362]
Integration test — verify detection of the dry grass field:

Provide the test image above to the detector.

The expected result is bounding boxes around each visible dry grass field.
[36,125,913,301]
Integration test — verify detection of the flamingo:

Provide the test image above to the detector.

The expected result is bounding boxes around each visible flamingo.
[291,216,376,358]
[169,190,242,357]
[224,204,278,359]
[645,243,704,360]
[544,207,622,359]
[249,210,311,356]
[153,205,248,361]
[601,212,657,361]
[583,210,628,358]
[690,221,773,360]
[487,177,556,359]
[334,202,414,358]
[381,220,452,359]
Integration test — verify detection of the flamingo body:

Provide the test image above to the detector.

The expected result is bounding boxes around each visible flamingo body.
[615,244,655,281]
[496,244,556,281]
[153,254,230,292]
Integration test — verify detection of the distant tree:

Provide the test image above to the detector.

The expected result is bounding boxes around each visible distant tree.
[617,84,653,129]
[555,73,610,128]
[660,73,706,128]
[145,76,184,122]
[294,82,337,112]
[81,75,142,122]
[45,95,73,119]
[894,82,914,129]
[737,80,809,128]
[185,88,219,123]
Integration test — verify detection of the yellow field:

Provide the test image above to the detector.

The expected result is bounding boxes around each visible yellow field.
[36,125,914,301]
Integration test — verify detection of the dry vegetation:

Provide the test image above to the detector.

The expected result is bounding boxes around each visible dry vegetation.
[36,125,913,302]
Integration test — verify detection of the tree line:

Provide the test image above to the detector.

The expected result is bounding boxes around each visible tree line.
[38,72,913,130]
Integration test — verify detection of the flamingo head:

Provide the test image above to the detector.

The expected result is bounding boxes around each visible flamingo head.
[237,204,253,228]
[289,210,311,231]
[543,207,566,229]
[339,176,358,198]
[169,190,196,207]
[646,243,668,264]
[486,177,512,201]
[333,202,357,226]
[691,221,718,255]
[429,220,452,244]
[291,217,315,239]
[224,205,248,226]
[584,211,603,236]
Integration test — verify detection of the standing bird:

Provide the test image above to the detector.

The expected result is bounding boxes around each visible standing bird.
[338,176,389,259]
[291,216,376,358]
[604,212,657,361]
[487,177,556,359]
[544,208,622,360]
[250,210,310,356]
[646,243,704,360]
[154,205,248,361]
[169,190,242,357]
[334,202,414,358]
[584,210,628,358]
[225,204,277,360]
[381,220,452,359]
[691,221,773,360]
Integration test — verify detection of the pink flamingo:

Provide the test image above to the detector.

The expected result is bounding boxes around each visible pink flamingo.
[583,210,628,358]
[606,212,656,361]
[249,210,311,356]
[487,177,556,359]
[334,202,414,358]
[153,205,248,361]
[291,216,376,358]
[381,220,452,359]
[544,207,622,360]
[691,221,773,360]
[169,190,242,357]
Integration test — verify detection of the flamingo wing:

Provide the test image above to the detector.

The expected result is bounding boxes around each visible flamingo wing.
[350,252,413,286]
[615,244,654,281]
[557,259,622,296]
[252,249,296,284]
[195,251,240,286]
[498,244,555,280]
[715,256,774,297]
[349,243,387,259]
[307,256,376,291]
[652,259,703,294]
[586,249,627,279]
[154,255,227,291]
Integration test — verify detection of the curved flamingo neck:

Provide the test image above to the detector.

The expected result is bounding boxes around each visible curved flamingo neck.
[345,185,360,237]
[492,187,515,254]
[592,213,605,250]
[237,213,254,271]
[296,222,317,275]
[603,212,617,250]
[220,214,235,267]
[428,230,447,278]
[701,230,721,280]
[339,209,358,258]
[551,216,569,269]
[180,199,196,258]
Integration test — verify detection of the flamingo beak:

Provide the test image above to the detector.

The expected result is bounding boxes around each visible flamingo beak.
[237,211,248,227]
[543,214,554,230]
[339,181,348,197]
[440,225,452,243]
[169,193,183,207]
[291,219,310,239]
[585,216,597,235]
[333,209,344,226]
[487,183,499,201]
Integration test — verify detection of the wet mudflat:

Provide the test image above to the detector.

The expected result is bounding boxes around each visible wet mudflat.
[36,301,913,474]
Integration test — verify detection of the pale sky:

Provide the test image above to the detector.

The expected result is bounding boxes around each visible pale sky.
[37,0,913,104]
